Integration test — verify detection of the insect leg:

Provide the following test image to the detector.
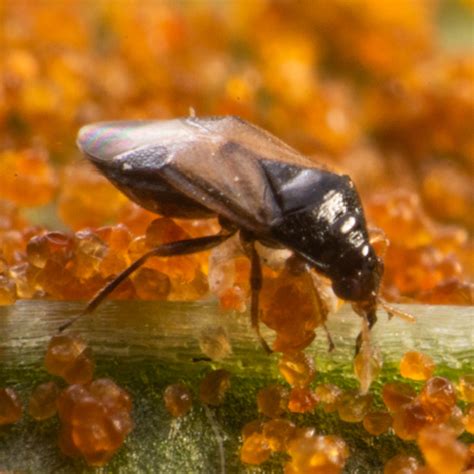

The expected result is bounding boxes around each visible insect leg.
[302,270,335,352]
[249,241,273,354]
[366,307,377,329]
[284,255,335,352]
[354,308,377,355]
[322,324,335,352]
[59,232,236,332]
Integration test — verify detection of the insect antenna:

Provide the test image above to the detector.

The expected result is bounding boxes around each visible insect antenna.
[377,297,416,323]
[58,232,235,332]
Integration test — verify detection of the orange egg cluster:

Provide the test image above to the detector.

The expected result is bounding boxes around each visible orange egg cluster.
[388,373,464,441]
[1,334,133,466]
[164,368,244,421]
[199,369,231,407]
[208,238,252,314]
[0,387,23,425]
[0,199,41,285]
[257,384,289,418]
[0,274,16,304]
[464,405,474,434]
[383,454,421,474]
[364,55,474,170]
[57,379,133,467]
[379,357,472,472]
[366,190,473,304]
[362,410,393,436]
[278,351,316,388]
[163,383,193,418]
[0,149,57,207]
[399,351,436,381]
[314,383,342,413]
[285,433,349,474]
[287,387,318,414]
[337,390,374,423]
[28,381,60,421]
[240,418,349,473]
[458,375,474,403]
[0,208,216,305]
[278,350,321,415]
[240,347,472,471]
[44,334,94,385]
[466,444,474,471]
[57,163,129,231]
[42,334,133,466]
[240,430,272,466]
[417,425,468,474]
[209,243,334,353]
[382,382,417,412]
[198,326,232,360]
[260,269,327,353]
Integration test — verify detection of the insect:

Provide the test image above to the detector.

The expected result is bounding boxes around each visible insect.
[62,116,409,351]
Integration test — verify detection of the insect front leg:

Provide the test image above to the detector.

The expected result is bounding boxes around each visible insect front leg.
[240,236,273,354]
[288,257,335,352]
[303,271,335,352]
[354,307,377,355]
[59,232,235,332]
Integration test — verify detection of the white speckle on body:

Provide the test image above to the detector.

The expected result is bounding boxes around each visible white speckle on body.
[348,230,365,248]
[340,216,356,233]
[316,190,347,224]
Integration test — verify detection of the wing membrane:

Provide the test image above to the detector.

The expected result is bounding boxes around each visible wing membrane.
[78,116,326,233]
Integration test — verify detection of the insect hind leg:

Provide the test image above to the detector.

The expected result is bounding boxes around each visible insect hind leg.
[59,232,236,332]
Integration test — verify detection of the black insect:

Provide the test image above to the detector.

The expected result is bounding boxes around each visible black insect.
[62,116,397,351]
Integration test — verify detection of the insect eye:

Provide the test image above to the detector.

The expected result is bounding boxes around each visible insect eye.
[332,276,364,301]
[332,256,383,302]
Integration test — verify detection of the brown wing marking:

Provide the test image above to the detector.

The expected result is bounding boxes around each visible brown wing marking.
[157,138,282,234]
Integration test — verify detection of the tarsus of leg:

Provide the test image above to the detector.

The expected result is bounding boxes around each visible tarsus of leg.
[377,297,416,323]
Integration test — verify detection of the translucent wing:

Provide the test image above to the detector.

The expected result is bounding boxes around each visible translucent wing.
[77,116,327,233]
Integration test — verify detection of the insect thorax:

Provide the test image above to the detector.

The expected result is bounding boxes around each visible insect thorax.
[269,175,376,297]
